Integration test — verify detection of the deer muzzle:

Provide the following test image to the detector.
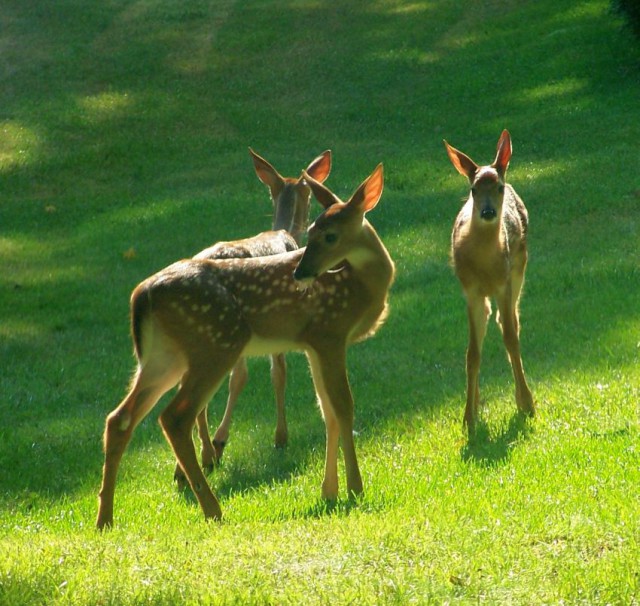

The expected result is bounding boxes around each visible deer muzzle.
[480,207,497,221]
[293,264,315,285]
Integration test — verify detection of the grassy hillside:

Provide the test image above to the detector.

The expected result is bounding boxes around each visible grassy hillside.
[1,0,639,603]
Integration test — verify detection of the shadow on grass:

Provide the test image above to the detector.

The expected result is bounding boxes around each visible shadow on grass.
[303,496,362,519]
[1,0,638,512]
[461,412,534,467]
[179,481,362,521]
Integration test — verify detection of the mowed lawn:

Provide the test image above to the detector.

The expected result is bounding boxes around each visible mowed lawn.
[1,0,639,604]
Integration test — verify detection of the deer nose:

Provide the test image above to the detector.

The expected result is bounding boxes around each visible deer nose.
[293,265,314,282]
[480,207,497,221]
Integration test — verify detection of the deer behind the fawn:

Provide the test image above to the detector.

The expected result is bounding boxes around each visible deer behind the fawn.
[96,163,394,529]
[183,149,331,479]
[444,130,535,433]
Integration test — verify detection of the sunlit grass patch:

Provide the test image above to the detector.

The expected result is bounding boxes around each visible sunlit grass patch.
[0,121,43,169]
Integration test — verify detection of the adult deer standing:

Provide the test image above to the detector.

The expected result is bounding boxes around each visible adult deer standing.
[96,163,394,529]
[186,148,331,476]
[444,130,535,433]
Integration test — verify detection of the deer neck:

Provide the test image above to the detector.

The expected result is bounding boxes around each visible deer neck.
[469,212,504,250]
[345,220,395,297]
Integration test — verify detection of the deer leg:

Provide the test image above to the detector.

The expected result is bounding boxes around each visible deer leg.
[509,267,526,337]
[306,351,339,498]
[464,294,490,432]
[97,361,183,530]
[210,357,249,462]
[270,353,288,448]
[309,347,362,499]
[496,287,535,417]
[197,406,216,474]
[159,369,231,522]
[307,352,340,500]
[174,405,215,490]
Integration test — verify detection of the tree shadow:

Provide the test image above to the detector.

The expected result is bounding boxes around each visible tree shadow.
[461,411,534,467]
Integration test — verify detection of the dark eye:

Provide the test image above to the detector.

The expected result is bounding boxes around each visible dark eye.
[324,232,338,244]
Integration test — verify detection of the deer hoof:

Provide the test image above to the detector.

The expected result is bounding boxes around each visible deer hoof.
[274,430,288,449]
[174,469,188,492]
[212,439,226,463]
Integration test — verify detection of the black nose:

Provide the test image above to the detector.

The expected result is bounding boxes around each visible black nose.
[293,266,312,281]
[480,207,497,220]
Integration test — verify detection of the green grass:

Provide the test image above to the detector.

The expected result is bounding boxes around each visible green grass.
[1,0,639,603]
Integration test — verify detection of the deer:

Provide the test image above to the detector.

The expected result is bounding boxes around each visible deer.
[443,129,535,434]
[96,163,395,529]
[180,148,332,482]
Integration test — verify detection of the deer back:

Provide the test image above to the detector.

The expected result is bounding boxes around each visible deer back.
[131,164,393,363]
[131,246,389,363]
[193,230,297,260]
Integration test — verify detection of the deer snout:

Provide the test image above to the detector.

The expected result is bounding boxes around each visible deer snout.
[480,206,497,221]
[293,264,316,285]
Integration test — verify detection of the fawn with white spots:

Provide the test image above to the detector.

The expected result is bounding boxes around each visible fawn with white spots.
[176,149,331,485]
[444,130,535,433]
[97,163,394,528]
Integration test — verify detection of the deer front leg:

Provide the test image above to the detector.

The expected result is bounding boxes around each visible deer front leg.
[496,288,535,418]
[210,356,249,462]
[464,294,491,433]
[319,399,340,500]
[309,347,363,499]
[307,351,339,498]
[197,406,216,474]
[270,353,288,448]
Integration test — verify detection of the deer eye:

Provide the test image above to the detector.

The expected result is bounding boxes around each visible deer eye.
[324,232,338,244]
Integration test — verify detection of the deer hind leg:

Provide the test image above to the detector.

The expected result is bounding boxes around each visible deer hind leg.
[496,285,535,417]
[308,347,362,500]
[270,353,288,448]
[160,362,237,522]
[97,357,184,529]
[464,294,491,432]
[174,403,217,490]
[175,356,248,483]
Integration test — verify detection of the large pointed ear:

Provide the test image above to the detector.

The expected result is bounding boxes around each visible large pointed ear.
[304,150,331,184]
[302,169,341,209]
[492,130,512,177]
[348,163,384,213]
[443,140,478,184]
[249,147,284,189]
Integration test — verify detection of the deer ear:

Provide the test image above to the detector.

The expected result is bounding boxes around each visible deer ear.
[493,130,512,177]
[305,150,331,184]
[349,163,384,213]
[249,147,284,190]
[444,140,478,184]
[302,170,341,209]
